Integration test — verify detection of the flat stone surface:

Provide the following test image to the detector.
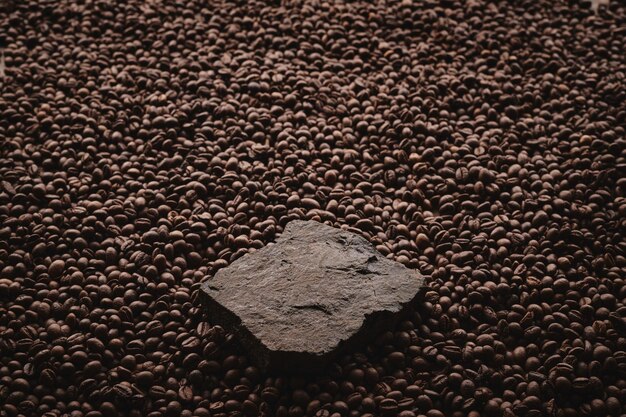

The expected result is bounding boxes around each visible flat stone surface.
[201,220,424,373]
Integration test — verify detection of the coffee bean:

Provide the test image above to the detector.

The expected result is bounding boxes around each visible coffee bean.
[134,371,154,388]
[379,398,398,415]
[47,260,65,278]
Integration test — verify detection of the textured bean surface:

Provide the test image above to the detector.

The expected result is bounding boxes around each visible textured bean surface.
[1,1,625,417]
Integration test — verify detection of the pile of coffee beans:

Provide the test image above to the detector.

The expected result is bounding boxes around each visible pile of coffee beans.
[1,0,625,416]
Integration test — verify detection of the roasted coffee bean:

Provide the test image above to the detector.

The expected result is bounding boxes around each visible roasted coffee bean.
[134,371,154,388]
[47,260,65,278]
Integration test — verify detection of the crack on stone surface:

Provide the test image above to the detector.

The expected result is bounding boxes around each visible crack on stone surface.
[292,304,333,315]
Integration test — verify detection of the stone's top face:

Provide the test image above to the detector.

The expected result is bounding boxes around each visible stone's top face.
[203,220,424,359]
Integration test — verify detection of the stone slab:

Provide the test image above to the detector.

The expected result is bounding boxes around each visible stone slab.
[200,220,424,373]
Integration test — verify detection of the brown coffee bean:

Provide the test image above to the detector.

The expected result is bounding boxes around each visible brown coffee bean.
[134,371,154,388]
[48,260,65,277]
